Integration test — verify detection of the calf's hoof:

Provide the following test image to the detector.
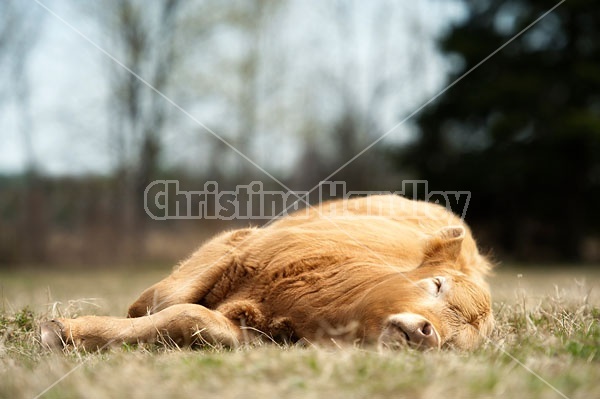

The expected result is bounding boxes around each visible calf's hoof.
[40,320,65,351]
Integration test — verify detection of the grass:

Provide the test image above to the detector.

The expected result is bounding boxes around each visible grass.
[1,266,599,399]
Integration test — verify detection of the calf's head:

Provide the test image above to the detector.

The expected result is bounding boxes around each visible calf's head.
[374,271,494,351]
[362,226,494,350]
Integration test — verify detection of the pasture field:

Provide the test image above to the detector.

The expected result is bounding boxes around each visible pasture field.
[1,265,599,399]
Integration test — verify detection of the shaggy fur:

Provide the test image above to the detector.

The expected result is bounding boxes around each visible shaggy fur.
[41,195,494,352]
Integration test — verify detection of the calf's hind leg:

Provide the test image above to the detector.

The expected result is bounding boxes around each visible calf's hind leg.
[41,304,244,352]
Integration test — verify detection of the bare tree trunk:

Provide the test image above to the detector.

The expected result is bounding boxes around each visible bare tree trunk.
[98,0,181,261]
[1,2,47,263]
[17,69,46,262]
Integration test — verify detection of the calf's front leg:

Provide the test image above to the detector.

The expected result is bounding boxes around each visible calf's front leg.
[41,304,243,351]
[127,228,257,317]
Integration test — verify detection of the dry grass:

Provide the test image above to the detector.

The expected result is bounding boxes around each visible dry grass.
[1,265,599,399]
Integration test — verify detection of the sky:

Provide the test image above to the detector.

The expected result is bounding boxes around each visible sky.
[0,0,466,177]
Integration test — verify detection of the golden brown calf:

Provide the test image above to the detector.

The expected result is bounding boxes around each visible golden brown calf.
[41,195,494,351]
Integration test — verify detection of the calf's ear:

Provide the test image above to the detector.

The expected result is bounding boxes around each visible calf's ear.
[423,226,465,264]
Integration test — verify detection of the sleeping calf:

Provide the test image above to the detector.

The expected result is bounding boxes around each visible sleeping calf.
[41,195,494,351]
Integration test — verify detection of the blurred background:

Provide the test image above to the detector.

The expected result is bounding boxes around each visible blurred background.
[1,0,599,269]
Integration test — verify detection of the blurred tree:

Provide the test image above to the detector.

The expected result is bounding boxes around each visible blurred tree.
[96,0,182,258]
[397,0,600,260]
[0,0,475,266]
[227,0,283,181]
[324,0,389,191]
[294,1,437,192]
[184,0,285,182]
[0,1,46,263]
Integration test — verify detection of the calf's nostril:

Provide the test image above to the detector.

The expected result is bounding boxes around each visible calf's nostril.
[421,322,432,336]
